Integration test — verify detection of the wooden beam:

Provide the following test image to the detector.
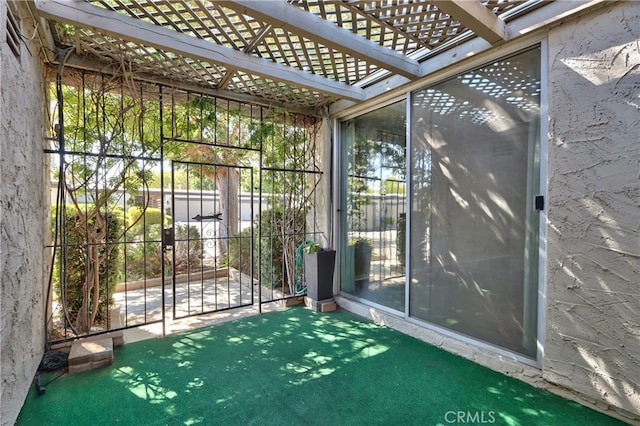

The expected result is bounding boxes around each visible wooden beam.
[430,0,508,44]
[47,52,321,116]
[34,0,365,102]
[225,0,420,78]
[22,1,57,63]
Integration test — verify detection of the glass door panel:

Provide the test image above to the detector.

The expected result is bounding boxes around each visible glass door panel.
[409,48,541,357]
[340,101,407,312]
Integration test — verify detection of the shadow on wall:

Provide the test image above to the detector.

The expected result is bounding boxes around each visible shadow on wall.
[545,5,640,418]
[409,47,542,358]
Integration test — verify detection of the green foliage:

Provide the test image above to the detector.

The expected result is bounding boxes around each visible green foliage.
[302,241,322,254]
[123,224,164,281]
[56,81,162,156]
[173,224,204,273]
[381,178,406,194]
[226,226,255,276]
[382,216,395,228]
[52,81,161,218]
[348,237,373,248]
[53,205,122,329]
[126,207,166,240]
[258,206,306,288]
[226,223,278,288]
[124,223,203,281]
[252,116,315,195]
[148,169,216,191]
[227,206,305,289]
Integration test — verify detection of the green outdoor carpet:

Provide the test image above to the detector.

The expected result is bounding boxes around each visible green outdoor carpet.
[17,307,624,426]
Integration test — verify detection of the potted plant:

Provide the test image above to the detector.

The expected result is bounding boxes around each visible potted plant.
[302,241,336,301]
[349,237,373,285]
[396,213,406,266]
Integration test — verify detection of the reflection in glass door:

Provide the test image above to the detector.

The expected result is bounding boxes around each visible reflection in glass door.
[340,101,407,312]
[409,48,541,357]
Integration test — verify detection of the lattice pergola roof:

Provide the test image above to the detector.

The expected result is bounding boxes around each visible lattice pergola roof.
[31,0,599,114]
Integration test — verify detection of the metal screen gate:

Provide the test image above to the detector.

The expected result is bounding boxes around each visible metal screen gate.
[164,160,256,320]
[47,74,322,343]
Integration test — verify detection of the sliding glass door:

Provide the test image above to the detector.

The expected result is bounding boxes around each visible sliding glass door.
[409,48,541,357]
[340,101,407,312]
[338,48,542,358]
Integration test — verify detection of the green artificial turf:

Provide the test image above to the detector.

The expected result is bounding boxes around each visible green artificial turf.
[17,308,624,425]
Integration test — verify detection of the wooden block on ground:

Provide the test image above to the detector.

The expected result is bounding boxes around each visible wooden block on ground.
[285,296,305,306]
[304,297,336,312]
[68,338,113,374]
[86,331,124,347]
[111,331,125,347]
[304,296,317,310]
[49,341,72,352]
[320,300,337,312]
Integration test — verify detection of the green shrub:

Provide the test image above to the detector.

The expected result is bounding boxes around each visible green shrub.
[52,205,123,329]
[123,224,164,281]
[173,223,203,274]
[226,226,255,276]
[257,207,305,289]
[126,207,166,241]
[123,223,203,280]
[121,207,173,281]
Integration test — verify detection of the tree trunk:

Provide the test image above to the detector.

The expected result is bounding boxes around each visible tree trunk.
[74,274,90,334]
[74,214,107,334]
[215,167,240,254]
[283,236,296,295]
[89,242,101,327]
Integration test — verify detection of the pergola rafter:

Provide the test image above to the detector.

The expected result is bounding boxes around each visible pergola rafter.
[430,0,509,44]
[224,0,421,78]
[32,0,609,110]
[35,0,366,103]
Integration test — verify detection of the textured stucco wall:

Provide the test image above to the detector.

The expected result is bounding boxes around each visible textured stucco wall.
[0,2,48,425]
[545,2,640,419]
[340,3,639,424]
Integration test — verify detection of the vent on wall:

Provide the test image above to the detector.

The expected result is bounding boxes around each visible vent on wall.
[6,3,21,58]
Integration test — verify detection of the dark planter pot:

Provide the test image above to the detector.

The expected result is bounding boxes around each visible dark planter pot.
[353,244,372,281]
[396,213,406,266]
[304,250,336,301]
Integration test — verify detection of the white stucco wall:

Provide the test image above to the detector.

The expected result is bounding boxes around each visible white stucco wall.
[0,2,49,425]
[545,1,640,419]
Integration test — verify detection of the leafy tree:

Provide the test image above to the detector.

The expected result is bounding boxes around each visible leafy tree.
[52,73,161,333]
[250,114,320,294]
[148,169,214,191]
[165,97,255,254]
[52,204,123,329]
[52,72,323,335]
[382,178,406,194]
